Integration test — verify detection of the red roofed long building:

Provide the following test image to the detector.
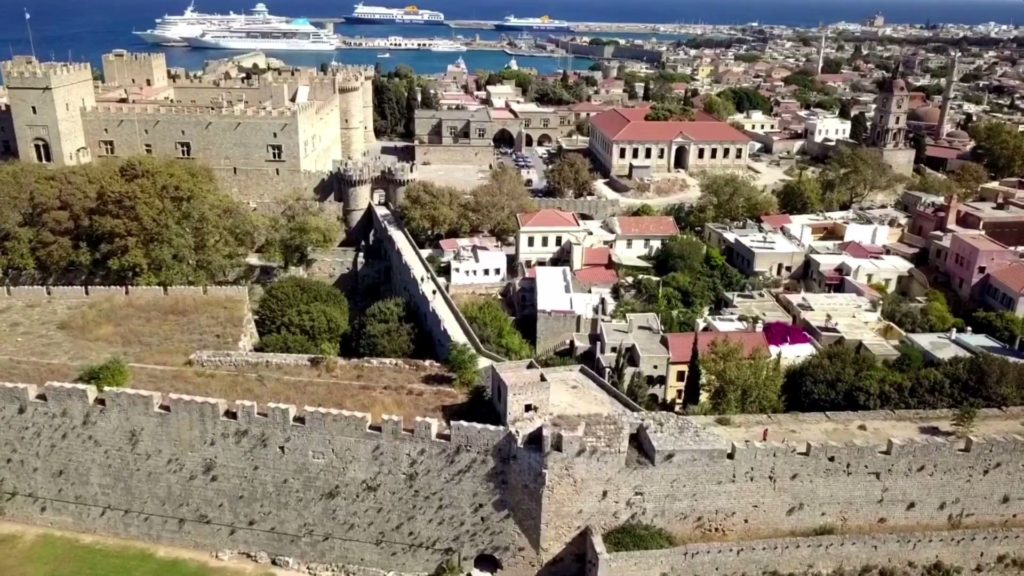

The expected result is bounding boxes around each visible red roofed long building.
[588,107,752,176]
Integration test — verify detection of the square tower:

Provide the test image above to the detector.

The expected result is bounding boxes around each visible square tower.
[1,56,97,166]
[102,50,168,89]
[869,66,910,150]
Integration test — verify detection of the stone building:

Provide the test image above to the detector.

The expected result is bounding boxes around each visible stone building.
[867,64,916,176]
[0,51,376,206]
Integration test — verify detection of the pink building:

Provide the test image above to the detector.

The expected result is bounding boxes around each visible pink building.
[947,233,1017,300]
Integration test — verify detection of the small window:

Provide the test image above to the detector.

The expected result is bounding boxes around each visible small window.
[711,148,718,159]
[1,140,12,155]
[541,236,549,248]
[698,147,705,160]
[144,143,153,155]
[527,236,535,248]
[268,144,283,161]
[658,148,665,159]
[619,148,626,159]
[180,130,186,136]
[447,126,457,136]
[494,268,501,275]
[524,119,531,128]
[675,371,686,383]
[31,105,38,115]
[978,266,987,274]
[99,139,115,156]
[542,118,550,128]
[484,268,491,276]
[272,132,278,138]
[644,239,651,249]
[175,141,192,159]
[645,148,652,159]
[555,235,562,246]
[626,239,633,249]
[476,127,486,138]
[736,147,744,159]
[723,147,731,159]
[632,148,639,159]
[524,403,537,413]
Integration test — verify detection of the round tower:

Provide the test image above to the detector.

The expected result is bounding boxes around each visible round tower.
[384,162,416,208]
[339,161,375,240]
[361,68,376,147]
[337,72,366,160]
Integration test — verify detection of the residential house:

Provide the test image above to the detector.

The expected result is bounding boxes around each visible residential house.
[729,110,779,134]
[607,216,680,258]
[515,209,588,266]
[981,261,1024,315]
[778,292,903,360]
[946,233,1018,300]
[706,224,805,278]
[527,266,615,354]
[662,332,769,406]
[595,313,668,400]
[449,246,507,286]
[904,329,1024,363]
[806,253,915,294]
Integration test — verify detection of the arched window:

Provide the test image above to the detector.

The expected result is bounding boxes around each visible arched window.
[32,138,52,164]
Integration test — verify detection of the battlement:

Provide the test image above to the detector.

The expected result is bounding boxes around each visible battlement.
[0,284,248,299]
[103,50,166,63]
[89,102,303,118]
[0,381,511,452]
[1,59,93,88]
[337,158,415,183]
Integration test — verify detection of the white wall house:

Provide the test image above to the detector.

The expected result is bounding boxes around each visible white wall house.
[449,246,507,286]
[607,216,679,259]
[804,116,851,143]
[516,209,589,266]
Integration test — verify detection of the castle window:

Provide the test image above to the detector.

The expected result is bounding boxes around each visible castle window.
[268,144,284,161]
[180,130,186,136]
[99,140,115,156]
[447,126,456,137]
[144,143,153,155]
[175,141,192,159]
[524,119,531,128]
[32,139,51,164]
[31,106,38,115]
[476,127,486,138]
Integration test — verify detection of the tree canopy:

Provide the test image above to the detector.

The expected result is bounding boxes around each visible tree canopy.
[882,291,962,334]
[702,340,783,415]
[467,165,536,238]
[356,297,417,358]
[261,198,340,268]
[0,157,256,285]
[255,277,350,356]
[460,298,533,360]
[775,173,824,214]
[970,122,1024,179]
[702,94,737,121]
[819,147,901,209]
[398,181,467,244]
[681,173,776,230]
[717,87,771,114]
[545,154,595,199]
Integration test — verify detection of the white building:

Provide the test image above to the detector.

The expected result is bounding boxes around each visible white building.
[606,216,680,259]
[535,266,614,317]
[728,110,779,134]
[449,246,508,286]
[807,253,915,293]
[516,209,588,266]
[803,114,851,144]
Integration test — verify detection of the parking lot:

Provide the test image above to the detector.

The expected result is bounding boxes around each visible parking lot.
[496,145,556,194]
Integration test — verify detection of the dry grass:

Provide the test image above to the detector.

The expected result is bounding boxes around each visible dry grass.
[0,357,464,424]
[0,295,247,366]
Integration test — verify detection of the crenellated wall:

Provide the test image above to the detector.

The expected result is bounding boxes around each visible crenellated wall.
[0,381,542,574]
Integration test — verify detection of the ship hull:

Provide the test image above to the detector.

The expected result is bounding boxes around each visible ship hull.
[185,37,336,51]
[134,30,188,45]
[344,15,445,25]
[493,23,570,31]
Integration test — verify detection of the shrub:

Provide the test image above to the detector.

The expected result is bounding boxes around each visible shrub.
[254,277,349,356]
[356,297,416,359]
[602,522,675,552]
[445,343,479,391]
[77,357,130,392]
[713,415,733,426]
[810,523,839,536]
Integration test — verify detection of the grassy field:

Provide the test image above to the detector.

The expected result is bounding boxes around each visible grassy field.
[0,532,271,576]
[0,295,247,366]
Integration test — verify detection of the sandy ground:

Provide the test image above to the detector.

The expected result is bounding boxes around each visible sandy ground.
[0,521,297,575]
[416,164,492,191]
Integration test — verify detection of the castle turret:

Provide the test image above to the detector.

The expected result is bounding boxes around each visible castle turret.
[337,72,367,159]
[339,160,375,239]
[1,56,96,166]
[361,69,376,146]
[101,49,168,89]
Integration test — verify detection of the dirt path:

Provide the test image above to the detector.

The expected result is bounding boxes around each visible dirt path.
[0,520,301,575]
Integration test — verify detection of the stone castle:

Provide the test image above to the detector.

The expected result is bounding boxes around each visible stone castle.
[1,354,1022,575]
[0,50,382,209]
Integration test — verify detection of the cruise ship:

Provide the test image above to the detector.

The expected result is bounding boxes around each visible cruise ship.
[185,19,336,51]
[345,3,445,25]
[133,2,287,46]
[494,15,570,32]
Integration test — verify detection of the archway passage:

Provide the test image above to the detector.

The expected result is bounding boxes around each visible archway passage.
[524,133,534,148]
[536,133,553,147]
[673,145,687,170]
[473,553,502,574]
[492,128,515,149]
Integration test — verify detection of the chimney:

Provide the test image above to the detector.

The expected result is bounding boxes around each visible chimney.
[949,327,957,340]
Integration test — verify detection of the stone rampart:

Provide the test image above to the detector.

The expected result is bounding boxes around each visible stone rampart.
[0,285,247,299]
[586,527,1024,576]
[188,350,440,371]
[0,381,539,574]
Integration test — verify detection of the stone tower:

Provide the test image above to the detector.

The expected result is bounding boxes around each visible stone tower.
[339,160,375,240]
[336,72,367,160]
[1,56,96,166]
[101,50,168,89]
[869,63,910,150]
[937,52,959,140]
[361,69,376,146]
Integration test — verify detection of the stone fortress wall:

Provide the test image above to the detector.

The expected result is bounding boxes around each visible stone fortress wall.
[2,367,1023,576]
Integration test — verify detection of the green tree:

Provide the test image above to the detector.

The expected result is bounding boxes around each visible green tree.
[625,371,653,408]
[654,235,706,277]
[970,310,1024,348]
[356,297,416,358]
[717,87,771,114]
[460,298,533,360]
[642,79,652,102]
[702,340,783,414]
[77,357,130,392]
[949,161,989,198]
[882,291,961,334]
[820,147,900,209]
[262,198,340,268]
[445,342,480,390]
[644,99,695,121]
[545,154,594,199]
[702,94,737,121]
[782,345,888,412]
[970,122,1024,179]
[467,165,536,239]
[849,112,869,144]
[255,277,350,356]
[684,173,776,230]
[626,81,639,101]
[912,132,929,166]
[603,523,675,553]
[630,204,659,217]
[775,173,823,214]
[398,181,467,244]
[419,84,438,110]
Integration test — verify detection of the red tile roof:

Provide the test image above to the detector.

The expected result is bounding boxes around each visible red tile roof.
[665,332,769,364]
[569,101,612,113]
[988,262,1024,295]
[590,108,751,144]
[582,246,612,267]
[925,145,966,161]
[839,241,885,259]
[573,266,619,286]
[517,209,581,228]
[760,214,792,228]
[614,216,679,237]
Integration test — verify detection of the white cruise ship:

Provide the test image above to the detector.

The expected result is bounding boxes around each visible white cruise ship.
[346,3,445,25]
[494,15,570,32]
[185,19,336,51]
[429,40,467,53]
[134,2,287,46]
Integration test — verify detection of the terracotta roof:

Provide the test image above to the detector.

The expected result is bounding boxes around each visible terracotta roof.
[925,145,966,160]
[516,209,581,228]
[582,246,612,267]
[569,101,611,113]
[839,241,884,259]
[988,262,1024,295]
[760,214,792,228]
[665,332,769,364]
[573,266,619,286]
[613,216,679,237]
[590,108,751,144]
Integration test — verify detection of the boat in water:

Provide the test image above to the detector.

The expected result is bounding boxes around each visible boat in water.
[345,3,445,25]
[429,40,467,53]
[185,19,336,51]
[377,52,391,57]
[494,15,570,32]
[133,2,287,46]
